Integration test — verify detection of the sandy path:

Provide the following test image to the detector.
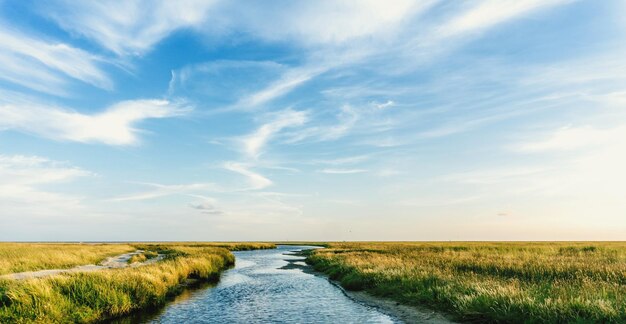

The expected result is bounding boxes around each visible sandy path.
[0,250,165,280]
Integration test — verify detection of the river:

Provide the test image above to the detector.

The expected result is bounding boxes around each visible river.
[121,245,399,323]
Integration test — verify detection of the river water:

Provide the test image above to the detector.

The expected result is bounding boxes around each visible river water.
[131,245,399,323]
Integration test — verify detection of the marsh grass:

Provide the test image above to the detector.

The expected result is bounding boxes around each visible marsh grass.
[127,251,158,264]
[0,243,135,275]
[0,242,275,323]
[306,242,626,323]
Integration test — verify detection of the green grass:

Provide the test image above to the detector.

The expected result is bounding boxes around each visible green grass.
[0,242,275,323]
[306,242,626,323]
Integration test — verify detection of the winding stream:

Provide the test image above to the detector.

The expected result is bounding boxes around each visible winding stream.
[122,245,399,323]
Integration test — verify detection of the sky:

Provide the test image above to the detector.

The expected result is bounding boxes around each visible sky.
[1,1,625,241]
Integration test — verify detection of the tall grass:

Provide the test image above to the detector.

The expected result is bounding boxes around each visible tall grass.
[306,242,626,323]
[0,243,275,323]
[0,243,135,275]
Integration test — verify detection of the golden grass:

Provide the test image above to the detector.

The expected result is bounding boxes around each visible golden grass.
[0,242,275,323]
[0,243,135,275]
[306,242,626,323]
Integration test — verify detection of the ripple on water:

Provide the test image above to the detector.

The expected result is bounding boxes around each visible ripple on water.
[233,259,256,269]
[143,246,398,324]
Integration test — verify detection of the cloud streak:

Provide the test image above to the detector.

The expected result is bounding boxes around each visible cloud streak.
[242,109,308,158]
[437,0,569,38]
[41,0,219,55]
[223,162,273,190]
[0,155,90,213]
[0,25,112,94]
[0,99,188,145]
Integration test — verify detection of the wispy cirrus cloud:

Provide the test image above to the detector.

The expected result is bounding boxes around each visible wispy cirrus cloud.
[0,25,112,94]
[241,109,308,158]
[0,98,189,145]
[40,0,220,55]
[0,155,91,213]
[283,105,360,144]
[436,0,570,38]
[223,162,273,190]
[169,61,328,111]
[235,66,325,109]
[38,0,429,56]
[5,0,622,241]
[313,155,370,166]
[226,0,427,46]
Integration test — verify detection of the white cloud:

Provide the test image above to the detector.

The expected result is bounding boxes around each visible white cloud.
[168,60,285,98]
[373,100,395,109]
[236,66,324,109]
[284,105,360,144]
[223,162,273,190]
[0,99,188,145]
[229,0,429,46]
[41,0,219,55]
[0,155,90,212]
[313,155,370,166]
[0,26,112,93]
[242,109,308,158]
[437,0,569,38]
[39,1,432,56]
[168,60,325,111]
[385,0,573,74]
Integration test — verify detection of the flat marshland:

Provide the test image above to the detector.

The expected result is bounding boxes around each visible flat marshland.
[0,243,136,275]
[2,242,624,323]
[0,242,274,323]
[306,242,626,323]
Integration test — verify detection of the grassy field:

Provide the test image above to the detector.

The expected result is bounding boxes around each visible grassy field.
[306,242,626,323]
[0,243,136,275]
[0,242,274,323]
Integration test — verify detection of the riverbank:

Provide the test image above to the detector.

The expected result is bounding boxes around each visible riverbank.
[334,282,454,324]
[305,242,626,323]
[283,252,454,324]
[0,243,275,323]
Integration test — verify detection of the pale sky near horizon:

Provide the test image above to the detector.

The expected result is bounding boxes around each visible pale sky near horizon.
[1,1,625,241]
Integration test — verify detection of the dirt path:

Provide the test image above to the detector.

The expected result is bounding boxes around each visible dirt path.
[0,250,165,280]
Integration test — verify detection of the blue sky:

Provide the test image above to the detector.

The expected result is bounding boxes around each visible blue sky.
[1,1,625,241]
